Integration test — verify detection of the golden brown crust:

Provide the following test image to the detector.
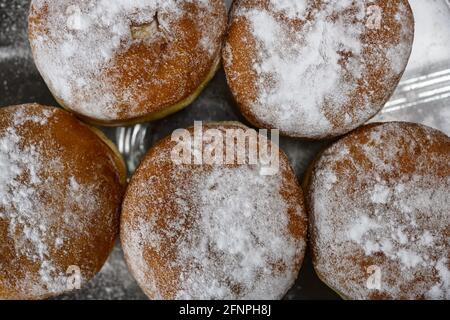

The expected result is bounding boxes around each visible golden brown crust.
[58,56,222,127]
[223,0,415,139]
[305,122,450,300]
[28,0,227,125]
[121,122,307,299]
[0,104,126,299]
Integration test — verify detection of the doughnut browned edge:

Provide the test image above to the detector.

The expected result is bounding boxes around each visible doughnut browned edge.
[0,104,127,300]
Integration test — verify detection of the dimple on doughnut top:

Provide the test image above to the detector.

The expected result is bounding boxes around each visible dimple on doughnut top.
[121,122,307,299]
[0,104,126,299]
[28,0,227,125]
[306,122,450,299]
[223,0,414,139]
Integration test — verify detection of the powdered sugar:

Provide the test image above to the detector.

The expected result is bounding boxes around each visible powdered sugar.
[29,0,225,121]
[370,184,391,204]
[0,108,69,296]
[0,105,117,299]
[122,124,306,299]
[224,1,414,138]
[427,258,450,299]
[309,122,450,299]
[125,164,305,299]
[175,166,302,299]
[348,216,381,245]
[269,0,308,20]
[244,5,361,136]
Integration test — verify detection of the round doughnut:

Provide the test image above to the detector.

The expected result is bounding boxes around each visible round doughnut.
[305,122,450,300]
[28,0,227,126]
[223,0,414,139]
[121,122,307,299]
[0,104,126,299]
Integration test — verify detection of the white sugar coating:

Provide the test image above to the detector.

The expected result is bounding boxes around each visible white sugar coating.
[0,109,68,296]
[426,258,450,300]
[269,0,308,19]
[224,1,414,138]
[176,167,303,299]
[125,165,305,299]
[122,124,306,299]
[0,106,111,298]
[370,184,391,204]
[309,122,450,299]
[29,0,225,121]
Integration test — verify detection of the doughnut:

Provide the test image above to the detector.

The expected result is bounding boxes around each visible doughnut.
[223,0,414,139]
[0,104,126,299]
[28,0,227,126]
[121,122,307,299]
[305,122,450,300]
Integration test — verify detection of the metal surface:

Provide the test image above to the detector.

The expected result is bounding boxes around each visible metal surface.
[0,0,449,300]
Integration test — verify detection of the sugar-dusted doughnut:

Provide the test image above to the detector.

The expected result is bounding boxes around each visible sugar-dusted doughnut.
[223,0,414,139]
[28,0,227,126]
[305,122,449,299]
[121,122,307,299]
[0,104,126,299]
